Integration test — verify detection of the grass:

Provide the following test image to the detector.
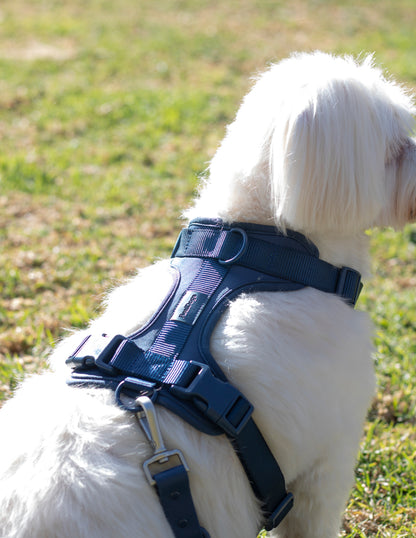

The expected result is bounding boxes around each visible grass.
[0,0,416,536]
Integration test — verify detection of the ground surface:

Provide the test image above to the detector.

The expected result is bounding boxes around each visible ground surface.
[1,1,416,536]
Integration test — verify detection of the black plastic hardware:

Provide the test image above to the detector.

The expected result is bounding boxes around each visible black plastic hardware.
[170,362,253,437]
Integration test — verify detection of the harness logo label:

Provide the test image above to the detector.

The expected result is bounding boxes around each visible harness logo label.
[171,291,208,326]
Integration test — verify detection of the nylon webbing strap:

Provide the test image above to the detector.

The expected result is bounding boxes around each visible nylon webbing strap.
[230,419,294,530]
[154,465,209,538]
[108,259,228,385]
[68,219,365,535]
[67,246,294,532]
[69,333,293,532]
[173,225,362,305]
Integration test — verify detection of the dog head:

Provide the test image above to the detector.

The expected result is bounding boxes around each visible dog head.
[190,52,416,235]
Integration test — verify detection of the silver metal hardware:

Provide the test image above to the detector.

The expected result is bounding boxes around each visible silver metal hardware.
[135,395,189,486]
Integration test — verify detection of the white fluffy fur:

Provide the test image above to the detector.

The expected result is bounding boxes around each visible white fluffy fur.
[1,51,416,538]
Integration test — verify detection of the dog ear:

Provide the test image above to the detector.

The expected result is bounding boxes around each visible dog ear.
[383,139,416,228]
[270,76,388,234]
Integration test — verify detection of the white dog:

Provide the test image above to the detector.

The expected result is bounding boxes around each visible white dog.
[1,51,415,538]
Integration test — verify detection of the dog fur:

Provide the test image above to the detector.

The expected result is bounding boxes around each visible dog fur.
[1,51,415,538]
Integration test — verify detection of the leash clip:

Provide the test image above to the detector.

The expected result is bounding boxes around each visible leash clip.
[136,396,189,486]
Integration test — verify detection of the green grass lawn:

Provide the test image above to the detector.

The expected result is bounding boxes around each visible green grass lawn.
[1,1,415,536]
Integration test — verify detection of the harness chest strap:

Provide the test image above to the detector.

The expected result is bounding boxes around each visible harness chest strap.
[67,218,363,536]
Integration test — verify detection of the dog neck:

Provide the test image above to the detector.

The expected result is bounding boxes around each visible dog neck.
[307,231,372,279]
[186,195,372,279]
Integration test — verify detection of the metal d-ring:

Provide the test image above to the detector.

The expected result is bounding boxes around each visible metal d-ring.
[115,377,157,412]
[218,228,248,266]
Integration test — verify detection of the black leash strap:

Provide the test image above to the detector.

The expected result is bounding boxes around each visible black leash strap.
[135,395,210,537]
[154,465,209,538]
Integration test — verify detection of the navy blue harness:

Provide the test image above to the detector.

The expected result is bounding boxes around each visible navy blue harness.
[67,218,362,537]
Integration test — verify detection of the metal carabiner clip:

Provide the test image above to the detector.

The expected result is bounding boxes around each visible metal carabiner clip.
[135,396,189,486]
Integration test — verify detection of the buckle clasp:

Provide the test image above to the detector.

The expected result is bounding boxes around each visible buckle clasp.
[136,396,189,486]
[66,333,125,374]
[170,362,253,437]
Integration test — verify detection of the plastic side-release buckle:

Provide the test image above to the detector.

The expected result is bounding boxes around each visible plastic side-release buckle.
[170,362,253,438]
[66,333,108,368]
[67,333,142,377]
[66,333,125,373]
[263,492,294,531]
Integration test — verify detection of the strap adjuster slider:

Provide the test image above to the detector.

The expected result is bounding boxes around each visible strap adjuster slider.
[264,492,294,531]
[335,266,362,306]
